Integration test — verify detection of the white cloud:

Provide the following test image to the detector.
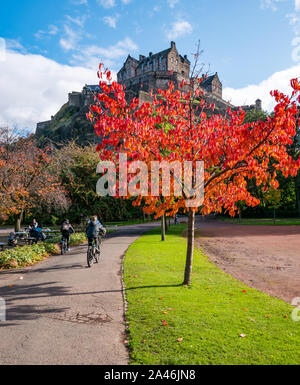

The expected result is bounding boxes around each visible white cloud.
[58,14,89,51]
[35,25,59,40]
[0,49,98,131]
[121,0,133,3]
[223,63,300,112]
[98,0,115,8]
[103,14,120,28]
[66,15,87,28]
[260,0,287,11]
[295,0,300,11]
[167,0,180,8]
[71,37,138,69]
[166,20,192,40]
[59,25,81,51]
[5,39,26,53]
[49,25,59,35]
[71,0,88,4]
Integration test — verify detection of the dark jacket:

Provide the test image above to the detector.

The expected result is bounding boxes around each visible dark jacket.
[86,220,106,238]
[61,222,75,236]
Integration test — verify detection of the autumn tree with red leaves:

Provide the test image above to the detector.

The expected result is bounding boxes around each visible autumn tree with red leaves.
[88,64,300,285]
[0,130,69,231]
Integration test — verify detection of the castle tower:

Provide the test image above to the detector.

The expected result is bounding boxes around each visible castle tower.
[255,99,262,112]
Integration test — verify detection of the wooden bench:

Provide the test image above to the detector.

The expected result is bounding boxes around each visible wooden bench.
[24,237,37,245]
[46,234,58,238]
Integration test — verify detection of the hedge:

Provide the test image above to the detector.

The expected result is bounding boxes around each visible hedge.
[0,232,87,270]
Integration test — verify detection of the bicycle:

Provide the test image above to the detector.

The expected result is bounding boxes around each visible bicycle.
[87,237,101,267]
[60,236,68,255]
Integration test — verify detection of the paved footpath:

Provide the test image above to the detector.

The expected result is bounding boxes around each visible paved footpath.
[0,223,159,365]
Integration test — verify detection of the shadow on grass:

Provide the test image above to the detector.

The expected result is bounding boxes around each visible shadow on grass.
[126,283,183,291]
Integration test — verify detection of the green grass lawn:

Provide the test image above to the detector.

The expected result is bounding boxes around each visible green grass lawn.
[218,217,300,225]
[124,225,300,365]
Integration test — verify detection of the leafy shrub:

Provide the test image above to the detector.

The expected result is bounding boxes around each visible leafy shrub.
[70,232,87,246]
[0,232,87,270]
[0,244,47,269]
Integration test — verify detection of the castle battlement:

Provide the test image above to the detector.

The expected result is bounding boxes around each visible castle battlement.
[66,41,262,114]
[36,41,262,141]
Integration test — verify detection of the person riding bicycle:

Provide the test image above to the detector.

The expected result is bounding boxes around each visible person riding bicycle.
[60,219,75,252]
[86,215,106,254]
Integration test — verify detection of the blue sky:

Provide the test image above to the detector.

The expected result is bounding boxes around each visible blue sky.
[1,0,300,129]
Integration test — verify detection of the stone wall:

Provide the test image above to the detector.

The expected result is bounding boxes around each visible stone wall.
[68,92,82,108]
[118,41,190,91]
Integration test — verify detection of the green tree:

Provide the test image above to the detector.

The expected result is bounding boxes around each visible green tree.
[55,142,142,223]
[243,109,268,123]
[262,187,281,223]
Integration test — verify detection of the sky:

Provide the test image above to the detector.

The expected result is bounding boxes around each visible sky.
[0,0,300,130]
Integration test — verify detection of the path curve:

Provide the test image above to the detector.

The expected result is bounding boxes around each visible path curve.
[0,222,159,365]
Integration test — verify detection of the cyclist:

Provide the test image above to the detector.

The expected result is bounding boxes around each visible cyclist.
[86,215,106,254]
[60,219,75,252]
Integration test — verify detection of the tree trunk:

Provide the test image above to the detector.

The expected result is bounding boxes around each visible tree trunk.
[15,210,23,232]
[161,214,165,241]
[183,210,195,286]
[273,208,276,225]
[295,172,300,217]
[165,214,168,232]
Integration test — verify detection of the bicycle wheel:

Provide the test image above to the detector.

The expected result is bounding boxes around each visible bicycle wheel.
[87,246,94,267]
[91,243,98,264]
[94,249,99,263]
[61,239,66,255]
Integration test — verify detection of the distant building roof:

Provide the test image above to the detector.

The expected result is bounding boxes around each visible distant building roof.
[118,41,190,75]
[200,73,219,87]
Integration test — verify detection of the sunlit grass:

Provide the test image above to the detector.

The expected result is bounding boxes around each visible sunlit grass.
[124,225,300,365]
